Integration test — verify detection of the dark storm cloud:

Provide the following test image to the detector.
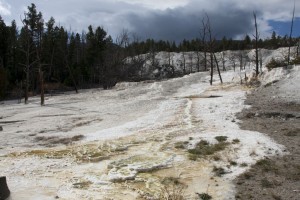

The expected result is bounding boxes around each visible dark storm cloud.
[1,0,298,42]
[124,5,253,42]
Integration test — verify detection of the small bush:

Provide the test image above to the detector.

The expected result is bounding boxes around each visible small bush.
[197,193,212,200]
[188,140,229,156]
[256,159,278,172]
[240,163,248,167]
[175,141,186,149]
[284,129,298,137]
[213,166,226,177]
[213,155,221,161]
[266,58,286,71]
[160,177,185,200]
[291,56,300,65]
[229,161,238,166]
[261,178,274,188]
[188,154,198,161]
[232,139,240,144]
[243,172,253,179]
[215,136,228,142]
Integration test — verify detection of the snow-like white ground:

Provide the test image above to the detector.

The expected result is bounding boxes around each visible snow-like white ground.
[0,64,298,199]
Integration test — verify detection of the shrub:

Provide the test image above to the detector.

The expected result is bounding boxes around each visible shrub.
[232,139,240,144]
[291,56,300,65]
[160,177,185,200]
[229,161,238,166]
[266,58,286,71]
[255,159,278,172]
[188,140,229,156]
[175,141,186,149]
[261,178,274,188]
[197,193,212,200]
[213,166,226,177]
[215,136,228,142]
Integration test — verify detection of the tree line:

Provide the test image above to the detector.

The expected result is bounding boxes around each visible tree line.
[0,3,299,101]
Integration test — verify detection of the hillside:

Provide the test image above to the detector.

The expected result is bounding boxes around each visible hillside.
[0,49,299,199]
[125,47,298,79]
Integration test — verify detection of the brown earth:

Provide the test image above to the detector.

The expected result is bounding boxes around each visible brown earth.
[234,83,300,200]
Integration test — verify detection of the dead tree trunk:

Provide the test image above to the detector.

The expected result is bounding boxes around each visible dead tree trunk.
[288,1,295,64]
[210,52,214,85]
[39,69,44,105]
[201,19,208,71]
[222,52,226,71]
[239,52,243,71]
[19,35,35,104]
[253,12,259,76]
[189,53,193,73]
[182,52,186,75]
[196,51,200,72]
[205,14,222,85]
[214,53,223,84]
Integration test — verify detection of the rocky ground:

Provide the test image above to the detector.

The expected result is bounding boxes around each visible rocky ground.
[234,77,300,200]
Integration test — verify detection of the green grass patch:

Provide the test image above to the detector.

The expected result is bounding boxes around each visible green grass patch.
[188,140,229,156]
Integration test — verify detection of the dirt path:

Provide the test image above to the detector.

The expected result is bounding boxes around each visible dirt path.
[234,81,300,200]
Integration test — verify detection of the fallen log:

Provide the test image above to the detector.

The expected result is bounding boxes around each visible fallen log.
[0,176,10,200]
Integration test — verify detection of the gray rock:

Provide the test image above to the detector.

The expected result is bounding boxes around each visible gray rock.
[0,126,2,131]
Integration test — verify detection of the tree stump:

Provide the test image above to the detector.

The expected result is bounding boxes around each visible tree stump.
[0,176,10,200]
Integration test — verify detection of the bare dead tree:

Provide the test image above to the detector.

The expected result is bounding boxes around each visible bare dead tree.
[229,53,237,71]
[129,33,151,80]
[35,13,45,105]
[288,0,296,64]
[19,18,37,104]
[221,51,226,71]
[206,17,214,85]
[213,53,223,83]
[115,29,131,80]
[189,53,193,73]
[203,14,222,85]
[253,12,259,76]
[200,19,208,71]
[196,51,201,72]
[182,51,186,75]
[116,29,130,49]
[20,5,47,105]
[259,49,263,72]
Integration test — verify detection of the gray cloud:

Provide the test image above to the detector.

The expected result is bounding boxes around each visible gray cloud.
[124,5,254,42]
[0,0,298,42]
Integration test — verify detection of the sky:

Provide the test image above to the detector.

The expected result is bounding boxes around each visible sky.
[0,0,299,42]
